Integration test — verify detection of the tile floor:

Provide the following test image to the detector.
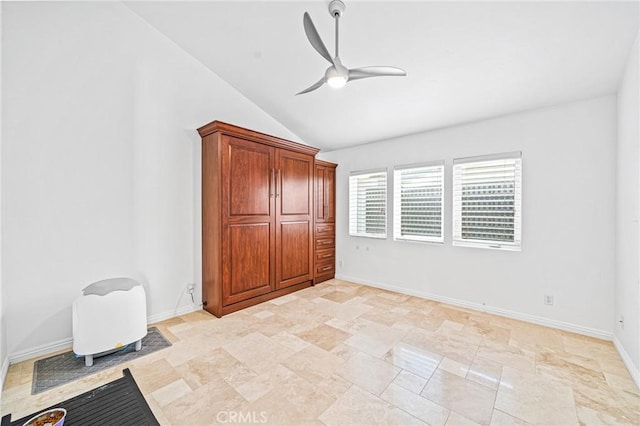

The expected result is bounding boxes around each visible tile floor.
[2,279,639,425]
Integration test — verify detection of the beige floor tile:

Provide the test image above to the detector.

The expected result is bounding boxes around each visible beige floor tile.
[489,409,531,425]
[466,356,503,390]
[223,332,294,374]
[268,293,298,305]
[245,373,336,425]
[295,323,351,351]
[320,385,427,426]
[476,340,535,373]
[282,343,345,384]
[392,369,428,394]
[321,290,357,303]
[234,364,295,402]
[571,379,640,424]
[422,369,496,425]
[381,383,450,425]
[604,371,640,394]
[270,330,310,352]
[445,411,482,426]
[253,310,274,319]
[151,378,192,407]
[344,322,407,358]
[438,357,470,378]
[463,319,512,345]
[384,341,442,379]
[341,350,401,396]
[130,358,182,394]
[495,366,578,425]
[160,379,245,425]
[403,327,479,365]
[2,279,635,426]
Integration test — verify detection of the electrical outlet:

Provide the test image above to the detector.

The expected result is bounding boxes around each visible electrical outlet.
[339,260,344,268]
[187,284,195,293]
[544,294,554,306]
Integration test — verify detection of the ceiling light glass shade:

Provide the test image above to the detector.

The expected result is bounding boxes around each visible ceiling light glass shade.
[327,75,347,88]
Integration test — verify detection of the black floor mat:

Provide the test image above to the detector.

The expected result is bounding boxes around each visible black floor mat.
[32,327,171,394]
[2,368,159,426]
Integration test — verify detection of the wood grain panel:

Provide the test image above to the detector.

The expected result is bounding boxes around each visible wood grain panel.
[314,160,337,284]
[315,223,335,238]
[316,236,335,250]
[225,136,273,217]
[202,133,222,316]
[325,165,336,222]
[279,152,312,216]
[280,221,310,282]
[315,165,326,221]
[223,223,272,305]
[316,248,335,262]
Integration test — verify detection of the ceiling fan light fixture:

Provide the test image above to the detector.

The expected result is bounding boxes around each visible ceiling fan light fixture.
[296,1,406,95]
[327,75,347,88]
[325,62,348,89]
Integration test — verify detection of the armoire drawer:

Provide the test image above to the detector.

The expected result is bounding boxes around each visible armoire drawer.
[316,223,335,238]
[316,260,335,276]
[315,237,335,249]
[316,248,335,262]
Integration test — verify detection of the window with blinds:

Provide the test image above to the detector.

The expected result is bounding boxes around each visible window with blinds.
[453,153,522,250]
[393,163,444,243]
[349,169,387,238]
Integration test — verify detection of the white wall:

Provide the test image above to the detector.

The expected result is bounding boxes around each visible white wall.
[320,96,617,337]
[615,32,639,385]
[2,2,299,359]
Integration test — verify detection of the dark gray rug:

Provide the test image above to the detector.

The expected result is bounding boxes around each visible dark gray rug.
[32,327,171,394]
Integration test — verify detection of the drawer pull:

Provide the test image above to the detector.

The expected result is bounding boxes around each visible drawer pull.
[321,266,333,272]
[321,253,333,258]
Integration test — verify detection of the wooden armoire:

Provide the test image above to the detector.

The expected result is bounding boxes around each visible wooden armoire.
[199,121,327,317]
[314,160,337,283]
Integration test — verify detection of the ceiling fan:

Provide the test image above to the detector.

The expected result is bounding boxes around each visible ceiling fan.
[296,0,406,95]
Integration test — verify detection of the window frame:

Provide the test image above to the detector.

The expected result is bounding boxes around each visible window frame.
[393,161,445,244]
[452,152,522,251]
[349,168,388,239]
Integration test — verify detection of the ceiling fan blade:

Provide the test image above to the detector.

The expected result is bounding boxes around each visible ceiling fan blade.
[348,66,407,81]
[303,12,334,65]
[296,77,326,95]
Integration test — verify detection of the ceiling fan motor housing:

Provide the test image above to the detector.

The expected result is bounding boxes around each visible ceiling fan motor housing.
[329,0,346,18]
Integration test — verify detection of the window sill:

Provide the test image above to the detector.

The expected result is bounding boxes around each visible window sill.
[453,240,521,252]
[349,233,387,239]
[394,237,444,245]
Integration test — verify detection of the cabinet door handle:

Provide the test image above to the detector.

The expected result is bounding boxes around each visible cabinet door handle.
[270,169,275,198]
[276,169,280,198]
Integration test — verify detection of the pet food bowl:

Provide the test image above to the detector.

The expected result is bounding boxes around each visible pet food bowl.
[23,408,66,426]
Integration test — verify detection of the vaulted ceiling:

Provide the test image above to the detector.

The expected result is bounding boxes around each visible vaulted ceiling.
[125,1,639,151]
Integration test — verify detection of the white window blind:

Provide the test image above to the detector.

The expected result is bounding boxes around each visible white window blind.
[453,153,522,250]
[349,169,387,238]
[393,163,444,243]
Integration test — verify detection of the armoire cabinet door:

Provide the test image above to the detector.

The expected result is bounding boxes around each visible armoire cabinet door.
[324,166,336,223]
[276,150,314,289]
[315,164,336,223]
[221,135,275,305]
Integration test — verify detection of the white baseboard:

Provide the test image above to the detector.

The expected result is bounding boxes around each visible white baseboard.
[1,355,9,392]
[336,274,612,341]
[613,335,640,390]
[147,303,203,324]
[8,304,202,365]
